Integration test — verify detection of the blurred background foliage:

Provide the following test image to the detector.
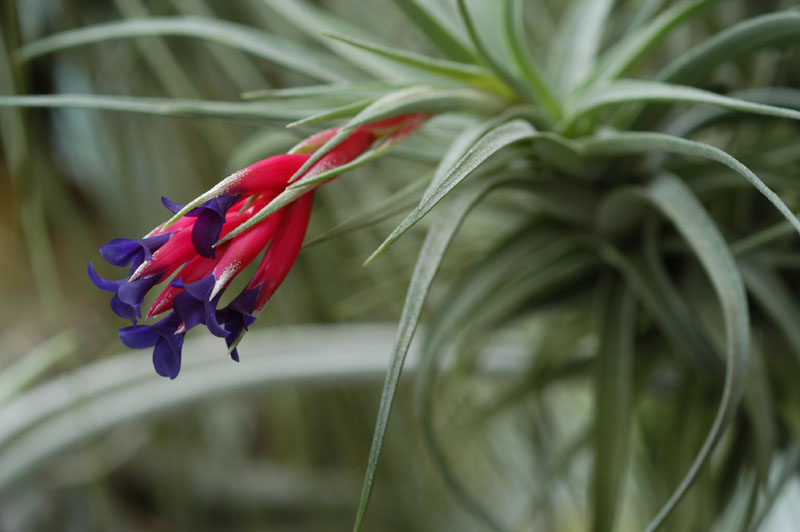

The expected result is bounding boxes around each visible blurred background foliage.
[4,0,800,531]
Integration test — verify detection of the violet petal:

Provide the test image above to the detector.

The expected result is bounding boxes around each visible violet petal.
[189,196,239,258]
[118,325,161,349]
[191,210,222,258]
[152,336,182,379]
[117,275,161,307]
[183,275,215,301]
[173,291,206,331]
[111,294,139,323]
[88,263,121,292]
[100,238,145,266]
[161,196,185,214]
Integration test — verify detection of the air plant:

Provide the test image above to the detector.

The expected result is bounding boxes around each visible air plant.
[3,0,800,531]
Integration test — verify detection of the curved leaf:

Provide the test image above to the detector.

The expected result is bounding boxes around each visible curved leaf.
[389,0,476,63]
[364,119,538,264]
[352,179,501,532]
[659,87,800,142]
[568,80,800,129]
[613,175,749,532]
[661,11,800,85]
[455,0,530,101]
[15,16,349,82]
[590,0,716,84]
[242,81,406,101]
[0,94,316,122]
[547,0,613,95]
[582,132,800,240]
[287,123,427,189]
[265,0,410,79]
[739,258,800,363]
[286,98,376,128]
[504,0,561,118]
[415,240,597,531]
[322,33,503,93]
[591,280,635,532]
[287,85,506,185]
[303,174,428,248]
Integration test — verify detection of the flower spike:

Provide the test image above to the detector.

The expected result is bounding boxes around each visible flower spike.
[90,114,427,378]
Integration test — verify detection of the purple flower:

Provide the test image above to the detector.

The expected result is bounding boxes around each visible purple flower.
[88,263,162,323]
[171,274,228,337]
[100,234,170,274]
[162,195,239,259]
[217,288,259,362]
[118,312,184,379]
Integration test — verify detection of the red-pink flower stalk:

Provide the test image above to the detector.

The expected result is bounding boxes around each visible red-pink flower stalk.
[89,113,428,378]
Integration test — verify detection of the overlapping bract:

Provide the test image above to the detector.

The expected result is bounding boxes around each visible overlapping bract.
[90,114,426,378]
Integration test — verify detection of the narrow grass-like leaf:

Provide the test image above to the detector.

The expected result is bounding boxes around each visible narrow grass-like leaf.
[364,119,538,264]
[639,224,721,375]
[0,94,316,121]
[287,119,423,189]
[621,0,667,39]
[265,0,408,79]
[455,0,530,102]
[304,175,428,248]
[504,0,561,119]
[582,132,800,239]
[567,80,800,129]
[547,0,613,95]
[590,0,716,84]
[15,16,349,82]
[352,180,499,532]
[739,341,776,488]
[286,98,376,128]
[406,111,529,216]
[591,280,635,532]
[287,86,506,184]
[739,258,800,362]
[169,0,269,91]
[242,82,407,101]
[431,109,535,185]
[589,241,722,376]
[322,33,504,93]
[390,0,475,62]
[460,252,597,344]
[633,175,748,532]
[415,243,597,531]
[731,209,800,256]
[428,233,583,355]
[430,232,571,342]
[660,88,800,140]
[660,11,800,85]
[108,0,202,101]
[214,187,307,246]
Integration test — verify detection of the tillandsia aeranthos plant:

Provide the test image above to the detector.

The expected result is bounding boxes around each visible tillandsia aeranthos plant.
[88,114,426,378]
[5,0,800,530]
